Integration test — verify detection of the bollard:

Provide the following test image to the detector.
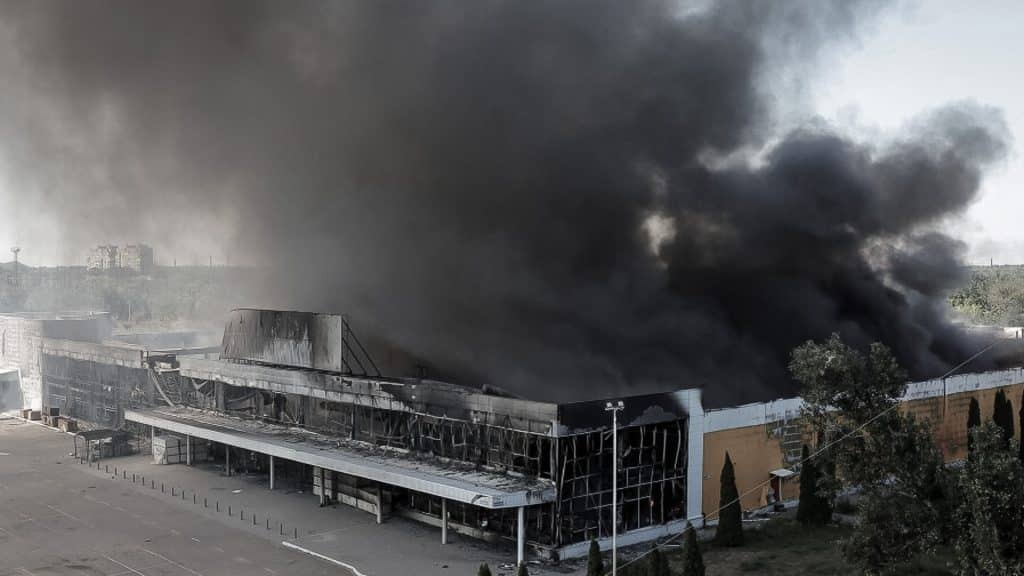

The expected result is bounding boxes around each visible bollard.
[204,497,208,508]
[182,491,185,501]
[132,473,136,482]
[294,527,298,539]
[228,505,232,517]
[240,509,244,521]
[151,480,155,489]
[266,518,270,530]
[253,515,257,526]
[162,483,165,493]
[216,501,219,512]
[123,470,126,479]
[280,523,284,536]
[193,494,196,504]
[172,487,175,496]
[106,465,109,473]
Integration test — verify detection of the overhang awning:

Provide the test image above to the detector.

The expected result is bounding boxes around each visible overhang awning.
[77,429,129,441]
[124,407,554,510]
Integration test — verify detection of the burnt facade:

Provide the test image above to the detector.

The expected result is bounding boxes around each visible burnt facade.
[169,359,699,550]
[16,308,704,558]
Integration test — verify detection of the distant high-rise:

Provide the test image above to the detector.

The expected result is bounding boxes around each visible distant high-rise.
[87,244,154,275]
[120,244,154,275]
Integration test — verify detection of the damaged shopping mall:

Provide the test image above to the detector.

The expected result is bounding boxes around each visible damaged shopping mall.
[0,308,704,562]
[5,307,1024,565]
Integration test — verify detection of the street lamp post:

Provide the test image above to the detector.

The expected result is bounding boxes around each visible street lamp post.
[605,400,624,576]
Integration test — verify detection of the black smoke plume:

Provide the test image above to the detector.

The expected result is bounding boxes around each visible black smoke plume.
[0,1,1010,404]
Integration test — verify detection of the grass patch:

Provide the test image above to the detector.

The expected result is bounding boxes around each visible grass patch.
[669,519,955,576]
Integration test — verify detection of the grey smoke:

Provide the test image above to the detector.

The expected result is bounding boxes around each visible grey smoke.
[0,1,1010,404]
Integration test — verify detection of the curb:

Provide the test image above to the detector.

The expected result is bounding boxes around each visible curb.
[281,541,368,576]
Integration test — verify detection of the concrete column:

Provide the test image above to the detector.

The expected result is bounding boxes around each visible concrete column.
[375,483,383,524]
[319,467,326,506]
[517,506,526,566]
[269,456,275,491]
[225,445,231,476]
[441,499,448,544]
[186,435,192,466]
[680,389,706,527]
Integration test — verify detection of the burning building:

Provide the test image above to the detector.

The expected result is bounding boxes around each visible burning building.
[9,306,1024,565]
[124,309,704,561]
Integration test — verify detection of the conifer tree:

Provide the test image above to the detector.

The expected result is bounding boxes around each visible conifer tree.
[477,563,492,576]
[586,540,603,576]
[994,390,1014,448]
[1019,390,1024,461]
[968,397,981,459]
[681,523,705,576]
[797,444,831,525]
[715,452,743,546]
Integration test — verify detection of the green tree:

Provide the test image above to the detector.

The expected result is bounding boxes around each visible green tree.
[681,523,705,576]
[842,413,947,574]
[516,563,529,576]
[968,396,981,459]
[477,563,492,576]
[715,452,743,547]
[994,389,1015,448]
[791,333,907,426]
[586,540,603,576]
[791,335,954,573]
[797,444,831,525]
[790,334,907,491]
[955,421,1024,575]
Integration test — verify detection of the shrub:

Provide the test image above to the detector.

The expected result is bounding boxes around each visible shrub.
[681,523,706,576]
[587,540,603,576]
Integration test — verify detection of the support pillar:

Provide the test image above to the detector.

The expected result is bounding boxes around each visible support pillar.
[186,435,191,466]
[441,499,448,544]
[269,456,275,491]
[225,445,231,476]
[517,506,526,566]
[375,483,383,524]
[319,468,326,506]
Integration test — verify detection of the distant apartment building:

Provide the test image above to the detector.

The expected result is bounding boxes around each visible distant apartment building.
[87,244,154,275]
[86,245,118,272]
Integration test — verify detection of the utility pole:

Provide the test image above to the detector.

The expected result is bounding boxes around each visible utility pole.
[605,400,624,576]
[10,247,20,288]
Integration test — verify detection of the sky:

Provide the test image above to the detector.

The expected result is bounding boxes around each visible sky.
[0,0,1014,400]
[0,0,1020,267]
[810,0,1023,265]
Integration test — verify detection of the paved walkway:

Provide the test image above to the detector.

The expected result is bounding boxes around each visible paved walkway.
[70,438,566,576]
[0,418,341,576]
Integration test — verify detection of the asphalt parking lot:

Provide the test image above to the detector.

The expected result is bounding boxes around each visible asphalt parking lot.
[0,417,345,576]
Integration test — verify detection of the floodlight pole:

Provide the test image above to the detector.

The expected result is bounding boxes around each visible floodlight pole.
[605,400,624,576]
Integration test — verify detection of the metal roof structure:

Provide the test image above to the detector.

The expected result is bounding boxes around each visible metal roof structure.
[125,406,555,510]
